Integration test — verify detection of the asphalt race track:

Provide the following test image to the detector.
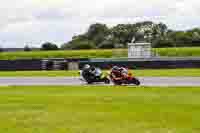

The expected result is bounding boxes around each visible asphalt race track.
[0,77,199,86]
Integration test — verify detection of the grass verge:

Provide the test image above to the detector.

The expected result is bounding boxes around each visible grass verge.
[0,47,200,60]
[0,85,200,133]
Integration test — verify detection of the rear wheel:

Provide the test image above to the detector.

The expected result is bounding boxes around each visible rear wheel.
[104,78,110,84]
[86,80,93,84]
[85,77,93,84]
[132,78,140,86]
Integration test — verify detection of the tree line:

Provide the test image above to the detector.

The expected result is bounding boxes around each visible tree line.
[21,21,200,51]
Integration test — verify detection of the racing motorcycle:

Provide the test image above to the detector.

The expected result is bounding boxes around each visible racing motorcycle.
[79,68,110,84]
[109,71,140,86]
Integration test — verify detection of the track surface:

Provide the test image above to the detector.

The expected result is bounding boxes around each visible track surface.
[0,77,199,86]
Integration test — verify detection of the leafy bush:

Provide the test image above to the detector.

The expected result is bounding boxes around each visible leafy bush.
[152,39,175,48]
[98,40,115,49]
[68,41,96,50]
[0,47,200,60]
[41,42,59,51]
[24,45,32,51]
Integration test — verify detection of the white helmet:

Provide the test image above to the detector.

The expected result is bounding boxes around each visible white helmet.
[84,64,90,69]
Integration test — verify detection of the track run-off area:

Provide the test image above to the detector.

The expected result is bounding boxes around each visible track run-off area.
[0,77,199,86]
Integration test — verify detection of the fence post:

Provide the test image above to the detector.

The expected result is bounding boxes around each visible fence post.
[68,62,79,70]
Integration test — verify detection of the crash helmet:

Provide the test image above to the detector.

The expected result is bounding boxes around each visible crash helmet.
[83,64,90,69]
[112,66,120,71]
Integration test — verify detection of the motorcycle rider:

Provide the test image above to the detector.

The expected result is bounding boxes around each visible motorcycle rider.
[82,64,98,78]
[120,67,128,75]
[80,64,110,84]
[110,66,128,81]
[82,64,91,72]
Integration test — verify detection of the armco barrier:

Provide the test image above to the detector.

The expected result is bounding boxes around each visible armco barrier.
[41,58,89,70]
[79,57,200,69]
[0,59,42,71]
[0,57,199,71]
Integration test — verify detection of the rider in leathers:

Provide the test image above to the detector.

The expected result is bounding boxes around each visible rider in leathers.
[110,66,128,81]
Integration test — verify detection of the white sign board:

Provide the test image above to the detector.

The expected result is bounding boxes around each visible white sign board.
[128,42,151,58]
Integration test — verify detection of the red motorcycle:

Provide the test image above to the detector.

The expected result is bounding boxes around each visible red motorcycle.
[109,71,140,86]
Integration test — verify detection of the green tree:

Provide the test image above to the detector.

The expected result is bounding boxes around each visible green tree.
[152,38,175,48]
[68,40,96,50]
[86,23,110,46]
[111,24,137,46]
[62,21,200,49]
[157,23,168,37]
[98,39,115,49]
[24,45,32,51]
[41,42,59,51]
[186,28,200,46]
[62,34,96,50]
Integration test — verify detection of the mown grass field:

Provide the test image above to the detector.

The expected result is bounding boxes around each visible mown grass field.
[0,68,199,77]
[154,47,200,57]
[0,85,200,133]
[0,47,200,60]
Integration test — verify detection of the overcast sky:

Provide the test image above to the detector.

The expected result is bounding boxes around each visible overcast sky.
[0,0,199,48]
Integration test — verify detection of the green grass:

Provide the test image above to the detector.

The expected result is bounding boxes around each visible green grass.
[0,85,200,133]
[0,70,79,77]
[0,47,200,60]
[154,47,200,57]
[0,68,199,77]
[0,49,117,60]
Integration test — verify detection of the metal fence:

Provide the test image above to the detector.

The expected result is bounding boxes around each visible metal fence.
[0,57,199,71]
